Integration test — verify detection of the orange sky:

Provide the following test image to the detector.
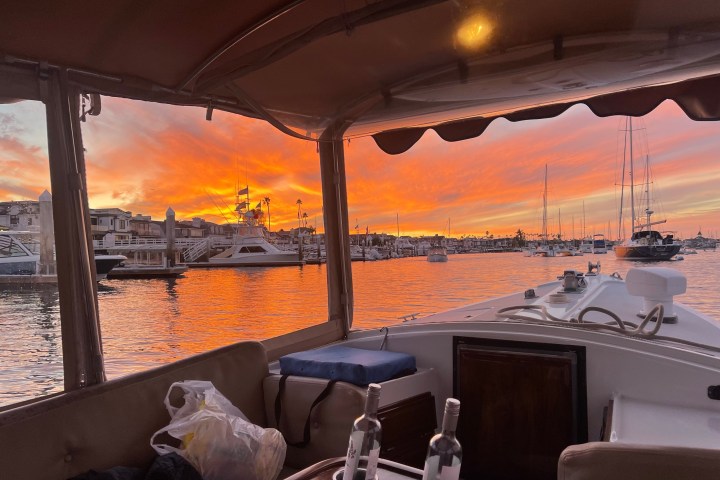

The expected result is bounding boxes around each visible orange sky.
[1,97,719,240]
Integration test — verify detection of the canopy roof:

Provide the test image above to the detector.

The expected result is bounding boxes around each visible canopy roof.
[4,0,720,152]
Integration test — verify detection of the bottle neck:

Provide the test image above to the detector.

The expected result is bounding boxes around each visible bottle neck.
[364,393,380,417]
[441,412,458,436]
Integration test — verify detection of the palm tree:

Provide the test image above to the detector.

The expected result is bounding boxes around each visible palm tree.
[296,199,303,229]
[302,212,308,228]
[263,197,271,231]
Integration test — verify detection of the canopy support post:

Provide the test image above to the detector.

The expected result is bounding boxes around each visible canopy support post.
[319,127,353,336]
[44,68,105,390]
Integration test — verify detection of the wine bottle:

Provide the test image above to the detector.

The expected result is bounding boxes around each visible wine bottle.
[341,383,382,480]
[422,398,462,480]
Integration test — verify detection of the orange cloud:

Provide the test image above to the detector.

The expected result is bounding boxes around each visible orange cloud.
[2,97,720,240]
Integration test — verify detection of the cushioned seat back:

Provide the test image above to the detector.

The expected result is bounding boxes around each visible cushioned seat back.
[0,341,269,480]
[264,374,366,469]
[558,442,720,480]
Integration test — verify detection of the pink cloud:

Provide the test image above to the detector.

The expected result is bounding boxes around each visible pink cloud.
[1,97,719,240]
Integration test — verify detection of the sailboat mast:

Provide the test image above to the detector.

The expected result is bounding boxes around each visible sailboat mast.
[558,208,561,240]
[645,152,652,231]
[618,118,627,240]
[542,164,548,244]
[629,117,636,232]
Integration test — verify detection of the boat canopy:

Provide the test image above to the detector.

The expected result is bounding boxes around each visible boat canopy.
[5,0,720,391]
[4,1,720,152]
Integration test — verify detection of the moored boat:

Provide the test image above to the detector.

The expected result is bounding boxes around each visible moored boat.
[614,230,682,260]
[0,231,125,282]
[592,234,608,254]
[206,225,304,267]
[579,237,594,254]
[614,118,681,261]
[427,245,448,262]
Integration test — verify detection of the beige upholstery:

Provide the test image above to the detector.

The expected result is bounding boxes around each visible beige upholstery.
[558,442,720,480]
[264,374,366,469]
[0,341,269,480]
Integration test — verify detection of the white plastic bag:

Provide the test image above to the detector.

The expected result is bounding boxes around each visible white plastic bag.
[151,380,286,480]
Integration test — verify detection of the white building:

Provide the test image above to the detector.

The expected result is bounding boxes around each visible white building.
[90,208,133,243]
[0,200,41,231]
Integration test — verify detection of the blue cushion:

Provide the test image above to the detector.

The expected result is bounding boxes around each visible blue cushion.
[279,345,416,385]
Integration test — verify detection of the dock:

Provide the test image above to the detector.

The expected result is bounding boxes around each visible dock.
[0,274,58,286]
[106,265,188,279]
[185,260,305,268]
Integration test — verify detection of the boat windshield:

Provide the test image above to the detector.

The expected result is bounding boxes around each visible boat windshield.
[0,235,33,257]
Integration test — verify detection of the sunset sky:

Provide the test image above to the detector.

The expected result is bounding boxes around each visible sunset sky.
[1,96,719,240]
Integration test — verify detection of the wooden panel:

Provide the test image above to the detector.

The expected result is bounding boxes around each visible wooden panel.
[378,392,437,468]
[454,338,587,480]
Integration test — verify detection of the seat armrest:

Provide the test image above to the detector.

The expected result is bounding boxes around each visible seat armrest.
[558,442,720,480]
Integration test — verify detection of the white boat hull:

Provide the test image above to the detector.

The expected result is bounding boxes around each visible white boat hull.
[207,252,303,266]
[427,253,448,262]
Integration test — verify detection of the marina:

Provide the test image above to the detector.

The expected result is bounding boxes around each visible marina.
[3,249,719,407]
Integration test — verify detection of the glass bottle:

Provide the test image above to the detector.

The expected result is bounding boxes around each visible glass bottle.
[422,398,462,480]
[341,383,382,480]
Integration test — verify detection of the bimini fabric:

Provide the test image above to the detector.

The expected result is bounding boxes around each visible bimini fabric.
[372,73,720,154]
[5,1,720,147]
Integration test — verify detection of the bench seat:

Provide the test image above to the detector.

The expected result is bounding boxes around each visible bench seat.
[0,341,270,480]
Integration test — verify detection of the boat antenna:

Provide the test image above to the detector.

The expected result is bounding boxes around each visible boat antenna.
[204,189,233,224]
[629,117,636,232]
[542,164,548,245]
[245,159,250,215]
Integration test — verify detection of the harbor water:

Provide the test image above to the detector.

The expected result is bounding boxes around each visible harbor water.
[2,250,719,406]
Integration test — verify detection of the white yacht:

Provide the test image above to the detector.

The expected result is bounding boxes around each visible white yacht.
[426,245,448,262]
[394,237,415,257]
[0,231,125,281]
[592,234,608,254]
[579,237,594,254]
[4,3,720,480]
[208,225,303,267]
[0,231,39,275]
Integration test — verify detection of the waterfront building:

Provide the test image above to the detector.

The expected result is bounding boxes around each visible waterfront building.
[0,200,41,231]
[90,208,133,243]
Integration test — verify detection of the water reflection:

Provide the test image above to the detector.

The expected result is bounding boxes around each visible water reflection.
[2,250,720,406]
[0,285,63,405]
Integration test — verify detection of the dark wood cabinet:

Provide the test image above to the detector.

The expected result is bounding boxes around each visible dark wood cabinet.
[377,392,437,468]
[454,337,587,480]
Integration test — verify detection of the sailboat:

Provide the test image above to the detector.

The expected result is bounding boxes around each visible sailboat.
[533,165,560,257]
[614,118,681,261]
